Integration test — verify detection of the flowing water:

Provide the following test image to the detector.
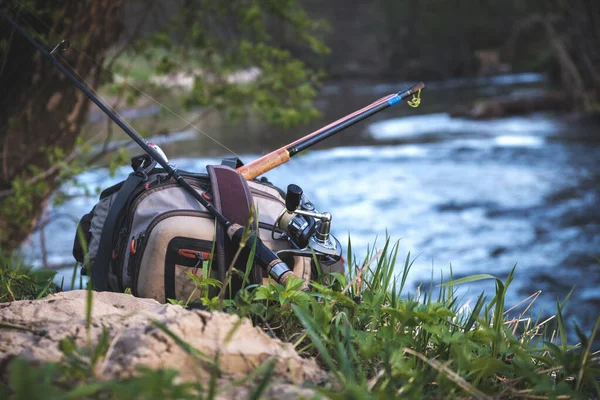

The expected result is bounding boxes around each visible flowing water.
[22,73,600,332]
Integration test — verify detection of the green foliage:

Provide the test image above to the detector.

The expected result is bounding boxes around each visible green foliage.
[111,0,327,128]
[1,239,599,399]
[107,148,132,177]
[0,170,47,228]
[0,137,93,250]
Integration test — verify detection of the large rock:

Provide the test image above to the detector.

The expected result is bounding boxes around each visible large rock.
[0,290,323,398]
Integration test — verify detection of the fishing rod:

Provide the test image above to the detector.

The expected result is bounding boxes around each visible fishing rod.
[0,9,300,290]
[236,86,424,269]
[237,82,425,180]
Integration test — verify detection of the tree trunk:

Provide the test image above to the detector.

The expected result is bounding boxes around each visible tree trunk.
[0,0,123,252]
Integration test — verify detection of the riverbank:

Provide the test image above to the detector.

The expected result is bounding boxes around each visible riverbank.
[1,244,598,399]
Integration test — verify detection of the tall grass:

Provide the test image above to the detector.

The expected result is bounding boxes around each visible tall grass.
[0,252,58,303]
[1,239,599,399]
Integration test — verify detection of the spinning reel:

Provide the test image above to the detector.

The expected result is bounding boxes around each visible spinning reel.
[273,184,343,267]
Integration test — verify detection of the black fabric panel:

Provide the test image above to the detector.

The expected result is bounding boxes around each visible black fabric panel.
[164,236,214,302]
[164,247,177,301]
[72,206,95,265]
[93,172,145,291]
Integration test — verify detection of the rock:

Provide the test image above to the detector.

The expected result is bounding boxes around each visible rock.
[474,49,512,76]
[0,291,323,398]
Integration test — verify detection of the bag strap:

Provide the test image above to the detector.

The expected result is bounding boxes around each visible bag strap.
[207,165,262,296]
[92,168,149,291]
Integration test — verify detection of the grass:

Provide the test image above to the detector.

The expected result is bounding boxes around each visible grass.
[0,239,599,399]
[0,252,59,303]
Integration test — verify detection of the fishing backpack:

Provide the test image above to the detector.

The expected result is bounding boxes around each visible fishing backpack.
[72,155,326,303]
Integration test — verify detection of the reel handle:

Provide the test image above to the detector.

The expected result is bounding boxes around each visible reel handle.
[286,184,303,212]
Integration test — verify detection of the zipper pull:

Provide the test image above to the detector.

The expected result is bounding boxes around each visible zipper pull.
[136,232,146,253]
[127,232,146,277]
[193,252,204,275]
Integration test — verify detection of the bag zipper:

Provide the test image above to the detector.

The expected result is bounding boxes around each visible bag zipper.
[250,188,285,205]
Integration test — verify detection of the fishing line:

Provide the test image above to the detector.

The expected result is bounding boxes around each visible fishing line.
[6,12,150,160]
[66,51,242,158]
[13,14,143,140]
[58,55,144,138]
[12,2,241,158]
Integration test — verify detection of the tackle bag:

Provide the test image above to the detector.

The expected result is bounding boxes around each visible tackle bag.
[72,156,325,303]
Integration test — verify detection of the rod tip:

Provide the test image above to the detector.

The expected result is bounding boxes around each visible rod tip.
[412,82,425,92]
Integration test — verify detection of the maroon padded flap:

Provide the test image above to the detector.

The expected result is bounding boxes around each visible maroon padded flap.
[207,165,261,295]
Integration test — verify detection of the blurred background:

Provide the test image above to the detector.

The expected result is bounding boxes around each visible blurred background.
[0,1,599,333]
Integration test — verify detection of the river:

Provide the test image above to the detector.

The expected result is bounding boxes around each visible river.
[22,73,600,334]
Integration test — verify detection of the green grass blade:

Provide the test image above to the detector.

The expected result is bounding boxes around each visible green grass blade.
[439,274,498,287]
[291,303,341,382]
[576,316,600,391]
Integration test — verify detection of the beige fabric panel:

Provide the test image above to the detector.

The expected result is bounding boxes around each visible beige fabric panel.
[136,215,215,303]
[248,182,285,227]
